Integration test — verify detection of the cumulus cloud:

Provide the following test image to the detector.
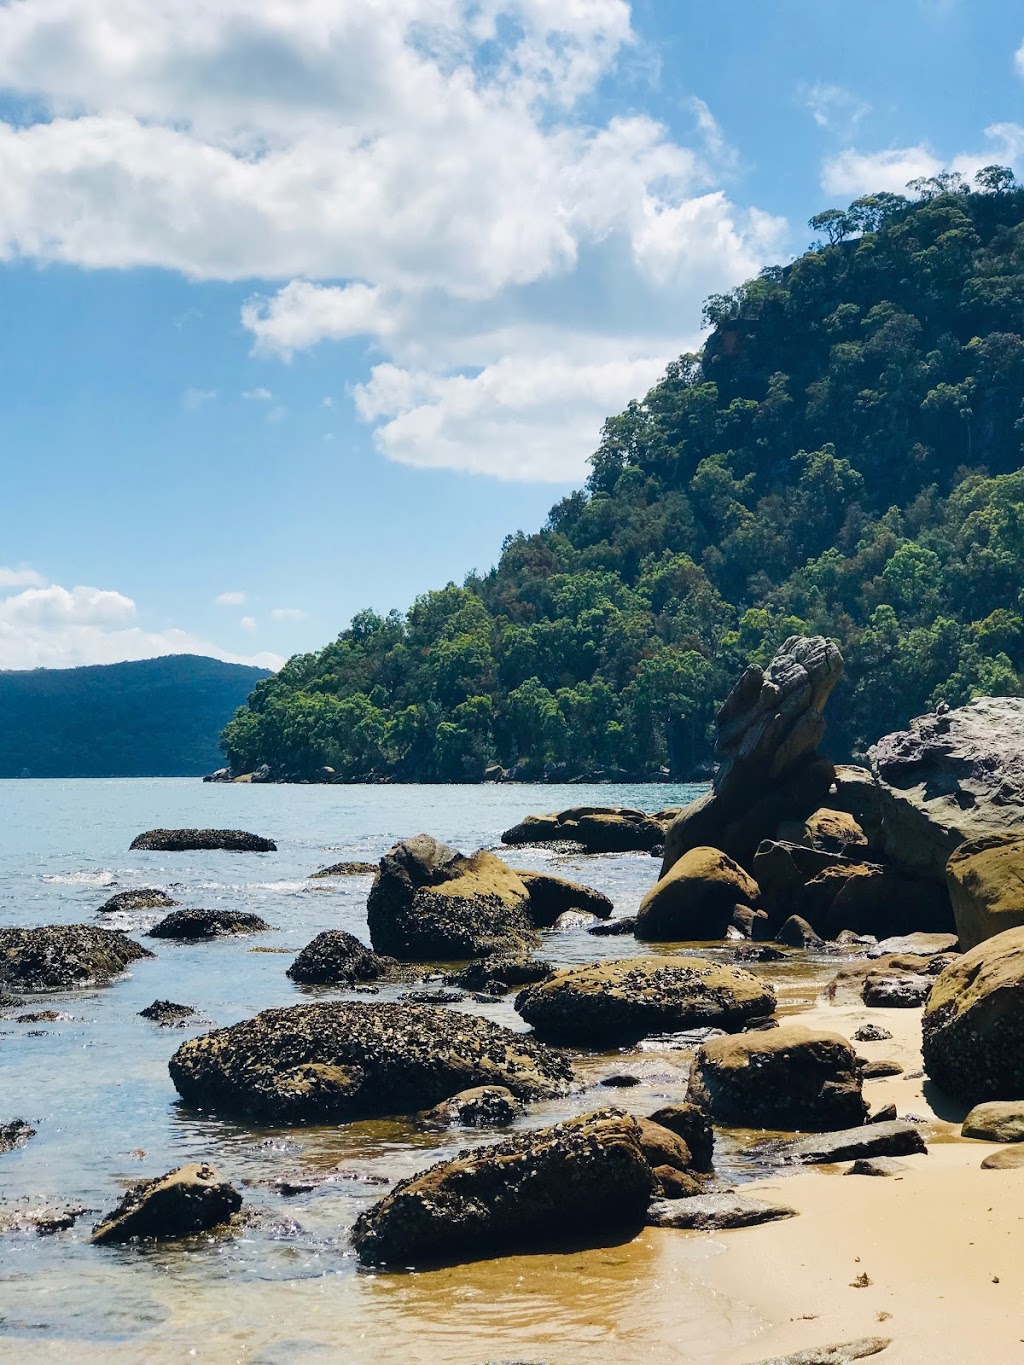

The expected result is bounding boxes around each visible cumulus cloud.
[270,607,307,622]
[243,281,393,358]
[822,123,1024,198]
[0,565,46,588]
[0,573,280,670]
[214,590,246,606]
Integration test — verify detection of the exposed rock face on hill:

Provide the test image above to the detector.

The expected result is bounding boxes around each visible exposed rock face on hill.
[867,698,1024,880]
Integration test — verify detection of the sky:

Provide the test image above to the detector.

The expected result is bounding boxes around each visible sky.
[1,0,1023,671]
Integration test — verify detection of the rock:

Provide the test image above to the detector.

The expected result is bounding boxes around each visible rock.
[129,828,276,852]
[647,1193,797,1230]
[777,1119,927,1164]
[587,916,637,936]
[403,988,464,1005]
[96,889,179,915]
[776,915,824,949]
[820,866,953,939]
[731,904,770,938]
[600,1073,641,1088]
[573,811,666,853]
[748,1338,892,1365]
[861,973,931,1008]
[946,834,1024,951]
[653,1167,703,1199]
[500,812,569,845]
[366,835,535,961]
[286,931,397,985]
[90,1163,242,1244]
[148,909,270,940]
[168,1001,573,1122]
[308,861,377,878]
[860,1060,903,1078]
[0,925,151,991]
[867,1103,898,1123]
[0,1120,36,1154]
[0,1202,90,1236]
[686,1023,867,1131]
[853,1024,892,1042]
[552,910,598,930]
[646,1104,714,1170]
[980,1146,1024,1170]
[962,1101,1024,1143]
[138,1000,196,1025]
[734,943,786,963]
[824,953,951,1004]
[421,1086,524,1128]
[868,698,1024,880]
[867,933,959,958]
[515,956,776,1047]
[510,871,614,926]
[845,1157,907,1177]
[15,1010,73,1023]
[796,808,869,855]
[635,847,761,941]
[634,1118,693,1172]
[753,839,854,915]
[450,954,554,994]
[351,1109,655,1266]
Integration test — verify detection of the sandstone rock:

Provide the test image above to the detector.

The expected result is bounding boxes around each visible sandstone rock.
[946,834,1024,951]
[148,909,270,940]
[922,927,1024,1104]
[860,1059,903,1078]
[824,953,951,1004]
[821,866,953,939]
[635,847,760,941]
[647,1193,797,1230]
[0,1120,36,1154]
[861,973,931,1008]
[634,1118,693,1172]
[588,916,637,936]
[308,861,377,879]
[748,1338,892,1364]
[731,904,770,938]
[573,811,666,852]
[366,835,535,961]
[139,1000,196,1025]
[351,1109,655,1266]
[168,1001,573,1123]
[515,956,775,1047]
[753,839,857,916]
[286,931,397,985]
[845,1157,907,1177]
[449,954,554,994]
[510,870,613,926]
[796,808,869,855]
[776,915,824,949]
[646,1104,714,1171]
[687,1023,867,1131]
[130,828,276,852]
[422,1086,524,1128]
[853,1024,893,1042]
[981,1146,1024,1170]
[652,1166,703,1198]
[962,1101,1024,1143]
[91,1163,241,1244]
[867,933,959,958]
[868,698,1024,880]
[96,889,179,915]
[499,813,567,845]
[0,925,151,991]
[777,1119,927,1164]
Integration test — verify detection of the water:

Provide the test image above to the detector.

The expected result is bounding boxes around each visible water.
[0,779,820,1363]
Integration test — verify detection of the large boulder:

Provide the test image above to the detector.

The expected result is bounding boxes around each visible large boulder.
[922,926,1024,1103]
[515,956,775,1046]
[351,1109,655,1266]
[91,1163,241,1244]
[286,931,398,985]
[961,1101,1024,1143]
[946,834,1024,950]
[510,870,613,926]
[168,1001,573,1122]
[686,1023,868,1130]
[148,909,270,940]
[0,925,151,991]
[130,828,276,852]
[636,846,760,941]
[662,637,843,874]
[366,835,535,961]
[868,698,1024,880]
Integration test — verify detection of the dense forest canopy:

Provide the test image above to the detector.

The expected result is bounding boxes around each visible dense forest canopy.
[223,169,1024,782]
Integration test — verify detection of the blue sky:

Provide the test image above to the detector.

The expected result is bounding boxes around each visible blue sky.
[1,0,1022,670]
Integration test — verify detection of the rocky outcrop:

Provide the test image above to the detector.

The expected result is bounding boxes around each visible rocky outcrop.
[686,1023,868,1130]
[366,835,535,961]
[635,847,760,941]
[946,834,1024,950]
[130,828,276,852]
[922,927,1024,1103]
[868,698,1024,880]
[90,1163,241,1244]
[501,806,668,853]
[510,870,613,926]
[286,931,397,985]
[308,861,377,878]
[515,955,775,1046]
[148,909,270,940]
[96,889,179,915]
[961,1101,1024,1143]
[421,1086,524,1128]
[351,1109,655,1266]
[168,1001,573,1122]
[0,925,152,991]
[0,1120,36,1154]
[139,1000,197,1025]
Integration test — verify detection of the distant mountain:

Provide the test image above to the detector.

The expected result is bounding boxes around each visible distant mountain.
[0,654,272,778]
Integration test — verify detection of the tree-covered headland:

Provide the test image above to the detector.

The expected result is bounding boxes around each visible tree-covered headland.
[223,169,1024,782]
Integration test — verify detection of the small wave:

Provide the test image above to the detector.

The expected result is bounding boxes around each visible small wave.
[42,869,117,887]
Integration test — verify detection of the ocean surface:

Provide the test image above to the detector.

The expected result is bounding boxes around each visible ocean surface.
[0,779,822,1364]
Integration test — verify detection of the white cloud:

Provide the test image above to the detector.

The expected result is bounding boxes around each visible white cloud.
[0,565,46,588]
[270,607,308,622]
[1016,38,1024,75]
[0,577,280,669]
[182,386,217,410]
[240,615,257,632]
[215,590,246,606]
[242,386,272,401]
[244,281,393,359]
[822,123,1024,199]
[799,83,870,136]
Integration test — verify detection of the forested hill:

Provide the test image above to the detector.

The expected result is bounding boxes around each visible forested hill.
[223,170,1024,783]
[0,655,270,777]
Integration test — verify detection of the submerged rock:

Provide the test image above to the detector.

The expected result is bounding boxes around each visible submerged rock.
[91,1163,241,1244]
[148,909,270,940]
[0,925,151,991]
[366,835,535,961]
[511,870,613,926]
[635,846,760,941]
[351,1109,655,1267]
[308,861,377,879]
[587,916,637,937]
[0,1201,90,1236]
[138,1000,197,1025]
[421,1086,524,1128]
[286,931,397,985]
[130,828,276,852]
[946,834,1024,951]
[168,1001,573,1123]
[687,1023,867,1131]
[515,956,775,1047]
[96,889,179,915]
[0,1120,36,1154]
[449,953,554,994]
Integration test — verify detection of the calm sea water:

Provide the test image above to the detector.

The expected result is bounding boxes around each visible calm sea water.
[0,779,819,1364]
